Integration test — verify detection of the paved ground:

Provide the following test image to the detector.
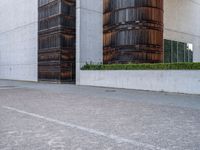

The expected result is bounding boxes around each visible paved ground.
[0,80,200,150]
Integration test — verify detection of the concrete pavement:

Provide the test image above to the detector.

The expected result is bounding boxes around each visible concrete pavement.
[0,80,200,150]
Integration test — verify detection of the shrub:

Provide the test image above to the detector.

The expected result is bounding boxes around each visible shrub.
[81,63,200,70]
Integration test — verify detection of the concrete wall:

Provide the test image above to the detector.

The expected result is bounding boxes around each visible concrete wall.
[164,0,200,62]
[76,0,103,84]
[0,0,38,81]
[79,70,200,95]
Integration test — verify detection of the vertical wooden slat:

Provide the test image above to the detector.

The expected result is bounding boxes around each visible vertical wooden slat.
[103,0,164,64]
[38,0,76,83]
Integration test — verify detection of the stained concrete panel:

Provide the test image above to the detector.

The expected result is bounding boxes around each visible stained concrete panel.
[80,70,200,95]
[0,0,38,81]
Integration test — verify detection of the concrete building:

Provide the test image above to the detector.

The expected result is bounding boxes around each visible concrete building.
[0,0,200,93]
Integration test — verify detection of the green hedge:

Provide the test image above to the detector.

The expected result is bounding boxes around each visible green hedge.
[82,63,200,70]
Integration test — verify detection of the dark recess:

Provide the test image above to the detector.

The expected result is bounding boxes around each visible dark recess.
[38,0,76,83]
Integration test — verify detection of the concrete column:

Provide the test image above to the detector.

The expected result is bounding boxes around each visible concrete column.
[76,0,103,84]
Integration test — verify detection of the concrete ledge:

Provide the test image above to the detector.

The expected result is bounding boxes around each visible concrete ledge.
[79,70,200,95]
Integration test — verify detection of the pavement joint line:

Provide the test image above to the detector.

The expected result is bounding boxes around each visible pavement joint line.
[0,88,21,90]
[2,105,166,150]
[0,86,23,90]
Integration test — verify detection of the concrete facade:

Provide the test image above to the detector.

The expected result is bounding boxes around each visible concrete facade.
[77,0,200,94]
[164,0,200,62]
[0,0,200,88]
[76,0,103,84]
[80,70,200,95]
[0,0,38,81]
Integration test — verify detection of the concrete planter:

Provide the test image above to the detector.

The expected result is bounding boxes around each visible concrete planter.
[79,70,200,95]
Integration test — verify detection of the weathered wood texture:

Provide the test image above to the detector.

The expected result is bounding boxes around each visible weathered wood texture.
[38,0,76,82]
[103,0,164,63]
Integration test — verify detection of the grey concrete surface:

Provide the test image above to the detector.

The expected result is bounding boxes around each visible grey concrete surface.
[164,0,200,62]
[76,0,103,84]
[0,80,200,150]
[79,70,200,95]
[0,0,38,81]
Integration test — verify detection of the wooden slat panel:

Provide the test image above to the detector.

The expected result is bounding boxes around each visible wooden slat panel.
[38,0,75,83]
[103,0,164,64]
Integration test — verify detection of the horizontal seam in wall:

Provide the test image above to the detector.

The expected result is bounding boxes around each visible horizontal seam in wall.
[165,28,200,38]
[76,7,102,14]
[0,64,37,66]
[189,0,200,6]
[0,22,37,35]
